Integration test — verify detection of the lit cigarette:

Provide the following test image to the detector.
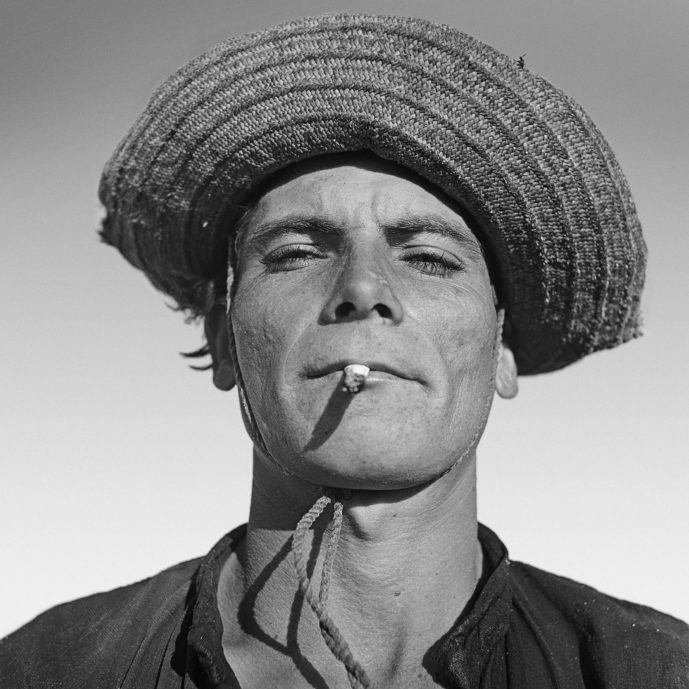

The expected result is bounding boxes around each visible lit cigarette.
[342,364,370,394]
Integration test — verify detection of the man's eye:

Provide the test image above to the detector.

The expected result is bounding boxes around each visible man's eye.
[261,245,325,271]
[402,249,463,277]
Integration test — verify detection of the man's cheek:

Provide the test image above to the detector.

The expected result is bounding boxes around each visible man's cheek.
[426,305,486,360]
[233,316,273,391]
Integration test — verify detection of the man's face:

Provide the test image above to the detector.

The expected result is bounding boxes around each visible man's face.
[230,156,508,490]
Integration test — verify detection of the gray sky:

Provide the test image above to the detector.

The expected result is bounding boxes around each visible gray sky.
[2,0,688,636]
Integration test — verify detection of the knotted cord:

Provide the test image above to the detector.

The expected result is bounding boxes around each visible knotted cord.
[291,491,372,689]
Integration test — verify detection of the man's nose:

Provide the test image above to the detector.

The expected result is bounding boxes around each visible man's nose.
[320,252,404,324]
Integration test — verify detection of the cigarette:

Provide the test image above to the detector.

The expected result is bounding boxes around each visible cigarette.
[342,364,370,394]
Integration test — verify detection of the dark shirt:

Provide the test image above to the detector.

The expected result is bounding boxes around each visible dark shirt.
[1,524,688,688]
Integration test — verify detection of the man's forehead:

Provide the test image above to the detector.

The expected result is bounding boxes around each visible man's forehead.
[244,152,481,244]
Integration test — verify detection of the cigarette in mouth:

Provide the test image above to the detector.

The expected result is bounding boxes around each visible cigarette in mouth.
[342,364,370,394]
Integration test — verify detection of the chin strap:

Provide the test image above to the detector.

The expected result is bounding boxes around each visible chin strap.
[291,489,371,689]
[287,308,506,688]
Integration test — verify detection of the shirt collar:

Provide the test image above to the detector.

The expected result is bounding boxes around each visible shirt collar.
[186,523,512,689]
[425,523,512,688]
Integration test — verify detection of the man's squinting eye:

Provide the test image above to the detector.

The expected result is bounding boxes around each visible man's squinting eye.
[401,247,464,277]
[261,244,326,271]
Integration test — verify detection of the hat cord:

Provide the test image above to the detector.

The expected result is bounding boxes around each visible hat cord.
[291,490,372,689]
[287,308,506,688]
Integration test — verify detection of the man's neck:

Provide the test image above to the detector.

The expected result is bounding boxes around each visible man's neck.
[218,450,482,687]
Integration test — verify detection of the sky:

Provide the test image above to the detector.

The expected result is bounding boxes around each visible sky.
[1,0,688,637]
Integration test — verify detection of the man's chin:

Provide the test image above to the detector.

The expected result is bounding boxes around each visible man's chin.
[287,444,456,492]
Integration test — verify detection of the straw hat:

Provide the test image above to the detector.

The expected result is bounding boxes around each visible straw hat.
[99,13,646,374]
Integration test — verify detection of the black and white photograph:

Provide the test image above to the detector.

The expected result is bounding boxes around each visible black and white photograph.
[2,1,688,687]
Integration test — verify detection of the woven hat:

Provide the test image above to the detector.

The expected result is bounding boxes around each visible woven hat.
[98,13,646,375]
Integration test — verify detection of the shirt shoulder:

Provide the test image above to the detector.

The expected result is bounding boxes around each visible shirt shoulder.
[0,557,202,689]
[509,560,689,688]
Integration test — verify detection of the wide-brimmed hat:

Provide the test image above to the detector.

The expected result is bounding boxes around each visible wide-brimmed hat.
[98,13,646,375]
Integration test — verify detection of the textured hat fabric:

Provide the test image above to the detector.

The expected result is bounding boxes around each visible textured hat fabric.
[98,13,646,375]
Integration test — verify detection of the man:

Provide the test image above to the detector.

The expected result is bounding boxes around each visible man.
[1,13,687,689]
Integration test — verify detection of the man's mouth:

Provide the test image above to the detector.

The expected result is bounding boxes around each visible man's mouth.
[306,360,414,381]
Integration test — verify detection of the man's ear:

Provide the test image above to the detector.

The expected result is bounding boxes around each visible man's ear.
[495,342,518,399]
[204,301,236,391]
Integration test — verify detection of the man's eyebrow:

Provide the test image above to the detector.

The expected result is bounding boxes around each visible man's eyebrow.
[241,215,344,250]
[382,213,484,259]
